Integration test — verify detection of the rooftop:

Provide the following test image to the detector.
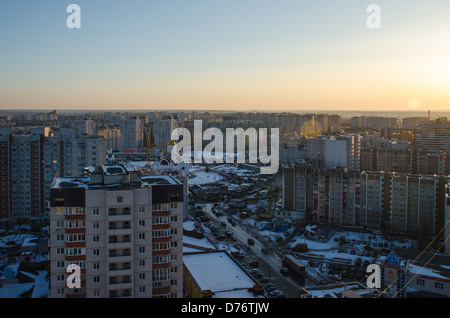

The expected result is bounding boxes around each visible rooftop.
[183,251,263,298]
[51,164,180,190]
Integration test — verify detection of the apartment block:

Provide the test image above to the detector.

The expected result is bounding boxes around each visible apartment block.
[282,165,449,239]
[0,127,105,227]
[445,183,450,255]
[49,164,184,298]
[415,118,450,152]
[119,117,145,151]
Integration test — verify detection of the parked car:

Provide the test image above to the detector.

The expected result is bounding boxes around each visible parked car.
[249,261,260,267]
[248,238,255,245]
[280,267,289,275]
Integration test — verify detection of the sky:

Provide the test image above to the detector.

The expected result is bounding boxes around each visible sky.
[0,0,450,112]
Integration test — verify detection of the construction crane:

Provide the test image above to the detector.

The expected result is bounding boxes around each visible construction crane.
[145,130,170,175]
[146,130,152,174]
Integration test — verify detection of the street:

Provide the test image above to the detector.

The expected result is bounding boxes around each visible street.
[197,203,316,298]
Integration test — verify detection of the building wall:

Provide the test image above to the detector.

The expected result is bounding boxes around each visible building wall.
[49,179,184,298]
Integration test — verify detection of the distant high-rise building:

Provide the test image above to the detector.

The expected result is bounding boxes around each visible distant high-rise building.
[282,164,449,239]
[415,118,450,152]
[120,117,145,150]
[71,118,96,136]
[445,183,450,255]
[0,127,104,227]
[152,116,177,147]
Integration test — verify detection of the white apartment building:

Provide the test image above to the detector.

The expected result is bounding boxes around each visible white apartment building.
[49,164,184,298]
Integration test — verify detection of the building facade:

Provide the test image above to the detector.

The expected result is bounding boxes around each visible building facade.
[49,164,184,298]
[282,164,449,239]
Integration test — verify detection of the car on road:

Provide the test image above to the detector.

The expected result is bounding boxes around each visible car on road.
[248,238,255,245]
[265,286,277,293]
[249,261,260,267]
[280,267,289,275]
[253,273,263,279]
[268,290,282,297]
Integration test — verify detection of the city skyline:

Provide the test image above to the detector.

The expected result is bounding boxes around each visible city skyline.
[1,1,450,112]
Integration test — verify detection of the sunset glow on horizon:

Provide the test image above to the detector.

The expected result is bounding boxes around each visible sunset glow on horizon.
[1,0,449,112]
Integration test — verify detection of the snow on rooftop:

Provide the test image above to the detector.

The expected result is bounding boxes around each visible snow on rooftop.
[304,284,362,298]
[183,251,256,293]
[409,264,450,281]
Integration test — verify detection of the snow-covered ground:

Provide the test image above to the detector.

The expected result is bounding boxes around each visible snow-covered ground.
[188,166,224,185]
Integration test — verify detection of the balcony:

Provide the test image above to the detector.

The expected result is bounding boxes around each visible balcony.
[108,208,132,222]
[109,289,132,298]
[108,236,132,249]
[108,222,132,235]
[108,276,133,291]
[109,263,132,276]
[152,286,171,296]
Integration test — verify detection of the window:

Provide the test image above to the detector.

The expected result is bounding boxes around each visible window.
[139,259,146,267]
[138,220,145,227]
[93,263,100,270]
[66,248,85,256]
[435,282,444,290]
[92,208,100,215]
[57,274,65,282]
[93,290,100,297]
[417,278,425,286]
[93,249,100,256]
[93,276,100,284]
[139,286,146,293]
[138,206,145,214]
[153,203,169,211]
[93,222,99,229]
[152,229,170,238]
[152,268,169,281]
[153,216,169,224]
[139,273,146,280]
[57,288,65,296]
[138,246,145,254]
[65,234,85,242]
[153,255,169,264]
[170,202,177,209]
[139,233,145,240]
[117,196,123,203]
[93,235,100,243]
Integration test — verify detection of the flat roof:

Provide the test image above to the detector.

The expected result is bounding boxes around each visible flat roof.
[183,251,263,298]
[52,174,180,189]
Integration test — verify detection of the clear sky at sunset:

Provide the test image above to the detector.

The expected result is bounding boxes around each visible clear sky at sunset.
[1,0,449,112]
